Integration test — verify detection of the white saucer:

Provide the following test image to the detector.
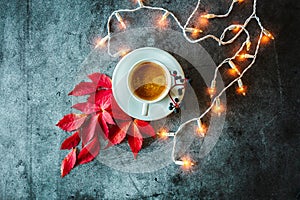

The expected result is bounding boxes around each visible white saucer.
[112,47,185,121]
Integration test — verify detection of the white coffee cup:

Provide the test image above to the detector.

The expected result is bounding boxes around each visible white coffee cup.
[127,59,172,116]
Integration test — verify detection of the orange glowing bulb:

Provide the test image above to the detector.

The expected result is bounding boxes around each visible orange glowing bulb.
[158,11,170,28]
[186,28,203,38]
[232,26,241,33]
[261,29,274,44]
[198,16,209,27]
[228,61,241,75]
[134,0,143,6]
[236,79,246,96]
[236,86,247,96]
[201,14,215,19]
[95,38,104,48]
[207,87,216,97]
[157,128,169,140]
[175,157,195,170]
[238,54,247,61]
[213,105,222,115]
[237,54,254,61]
[212,98,224,116]
[115,13,126,29]
[158,19,168,28]
[182,157,194,170]
[196,119,206,137]
[246,40,251,51]
[262,29,274,40]
[120,50,129,57]
[261,35,270,44]
[196,125,206,137]
[192,29,201,37]
[228,66,240,76]
[114,49,130,57]
[119,22,126,30]
[95,35,109,49]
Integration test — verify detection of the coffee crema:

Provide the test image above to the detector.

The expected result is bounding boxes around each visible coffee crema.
[130,61,168,101]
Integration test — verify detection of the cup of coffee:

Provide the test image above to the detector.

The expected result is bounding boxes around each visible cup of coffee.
[127,59,172,116]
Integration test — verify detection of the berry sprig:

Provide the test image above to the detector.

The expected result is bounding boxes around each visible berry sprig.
[168,70,189,113]
[169,97,180,113]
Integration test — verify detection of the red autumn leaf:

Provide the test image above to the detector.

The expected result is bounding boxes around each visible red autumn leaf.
[60,131,81,150]
[110,97,156,157]
[108,121,131,145]
[61,148,77,177]
[68,82,97,96]
[98,111,115,139]
[102,110,114,125]
[66,90,114,142]
[99,115,109,139]
[112,99,155,138]
[111,98,131,121]
[77,137,100,165]
[56,113,87,132]
[127,123,143,159]
[72,102,101,114]
[80,114,101,147]
[88,73,112,89]
[85,90,114,138]
[134,120,156,138]
[88,89,112,109]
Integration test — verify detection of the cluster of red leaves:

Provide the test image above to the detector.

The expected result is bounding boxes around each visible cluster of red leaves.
[56,73,156,177]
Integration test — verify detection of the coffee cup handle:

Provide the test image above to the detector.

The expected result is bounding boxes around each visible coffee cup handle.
[142,103,149,116]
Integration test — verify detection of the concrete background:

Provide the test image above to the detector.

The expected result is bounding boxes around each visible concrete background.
[0,0,299,199]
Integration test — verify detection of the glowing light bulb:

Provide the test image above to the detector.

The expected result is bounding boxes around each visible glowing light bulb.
[175,157,195,170]
[228,25,241,33]
[198,16,209,27]
[207,87,216,97]
[185,28,203,38]
[157,128,174,139]
[95,35,109,49]
[246,40,251,51]
[113,49,130,57]
[237,54,246,61]
[262,29,274,40]
[237,53,255,61]
[157,11,170,28]
[201,14,216,19]
[235,0,244,3]
[261,35,270,44]
[115,12,126,29]
[236,79,247,96]
[233,27,241,33]
[212,97,223,116]
[120,49,129,57]
[136,0,144,7]
[158,128,168,138]
[185,28,203,34]
[228,60,241,75]
[159,11,169,22]
[208,80,216,98]
[196,119,206,137]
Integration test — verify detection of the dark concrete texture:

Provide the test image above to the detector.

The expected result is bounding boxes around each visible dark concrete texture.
[0,0,299,199]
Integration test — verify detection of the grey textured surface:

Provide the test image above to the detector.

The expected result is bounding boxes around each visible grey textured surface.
[0,0,299,199]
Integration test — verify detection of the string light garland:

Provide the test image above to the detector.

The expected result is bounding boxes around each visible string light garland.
[94,0,274,169]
